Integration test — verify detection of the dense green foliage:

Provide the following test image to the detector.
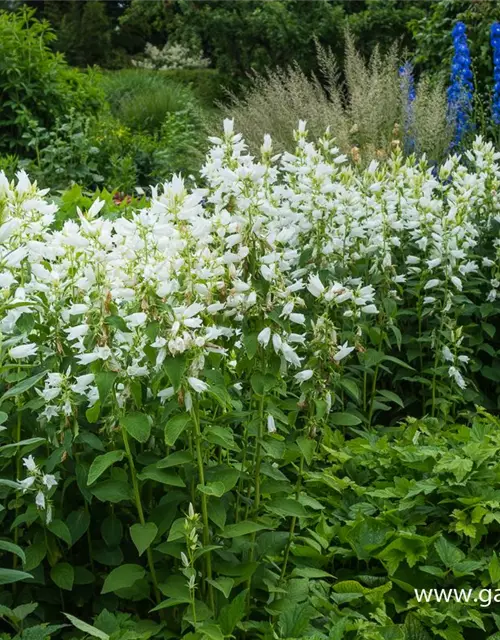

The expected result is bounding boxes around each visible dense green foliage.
[0,9,102,156]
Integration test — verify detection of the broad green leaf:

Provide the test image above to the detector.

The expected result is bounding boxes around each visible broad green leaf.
[490,553,500,584]
[250,372,277,396]
[330,412,362,426]
[101,515,123,548]
[221,521,269,538]
[101,564,146,594]
[218,589,248,635]
[0,568,33,585]
[265,498,308,518]
[121,412,151,443]
[164,356,186,391]
[66,510,90,545]
[87,450,125,485]
[50,563,74,591]
[0,540,25,564]
[197,482,226,497]
[64,613,110,640]
[296,436,315,466]
[164,414,192,446]
[0,370,47,402]
[48,520,72,546]
[94,372,117,405]
[91,480,132,503]
[138,466,185,487]
[130,522,158,556]
[435,536,465,569]
[157,451,192,468]
[339,378,361,403]
[377,389,405,408]
[207,577,234,599]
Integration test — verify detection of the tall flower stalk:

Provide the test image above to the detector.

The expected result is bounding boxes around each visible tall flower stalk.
[448,22,474,148]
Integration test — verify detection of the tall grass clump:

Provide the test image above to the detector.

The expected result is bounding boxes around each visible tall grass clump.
[224,33,453,164]
[100,69,202,134]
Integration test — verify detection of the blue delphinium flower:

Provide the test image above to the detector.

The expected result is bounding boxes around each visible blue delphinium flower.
[491,23,500,125]
[399,62,416,154]
[447,21,474,147]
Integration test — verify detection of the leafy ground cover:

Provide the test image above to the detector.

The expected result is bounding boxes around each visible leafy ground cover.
[0,124,500,638]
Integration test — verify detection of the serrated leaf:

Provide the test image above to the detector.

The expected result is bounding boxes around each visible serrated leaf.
[94,372,117,405]
[198,482,225,497]
[164,414,192,446]
[121,412,151,443]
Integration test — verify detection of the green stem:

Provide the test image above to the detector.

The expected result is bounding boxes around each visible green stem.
[280,455,304,582]
[367,364,379,427]
[122,429,161,606]
[13,402,21,571]
[191,403,214,612]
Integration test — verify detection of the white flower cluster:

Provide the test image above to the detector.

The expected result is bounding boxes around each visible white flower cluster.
[18,455,58,523]
[0,123,498,414]
[132,41,209,71]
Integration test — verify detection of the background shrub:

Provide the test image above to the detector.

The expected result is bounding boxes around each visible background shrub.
[0,8,103,156]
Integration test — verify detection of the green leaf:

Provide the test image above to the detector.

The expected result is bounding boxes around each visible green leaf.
[218,589,248,635]
[91,480,132,503]
[207,577,234,599]
[66,510,90,546]
[101,515,123,548]
[164,414,192,447]
[130,523,158,557]
[50,563,74,591]
[164,356,186,391]
[94,372,117,405]
[64,613,110,640]
[221,521,269,538]
[87,450,125,485]
[330,412,362,426]
[157,450,192,468]
[0,370,47,402]
[296,436,315,466]
[48,520,72,546]
[0,540,25,564]
[377,389,405,408]
[250,372,277,396]
[338,378,361,403]
[0,568,33,585]
[86,401,101,423]
[435,536,465,569]
[101,564,146,594]
[121,412,151,443]
[138,466,185,487]
[198,482,226,497]
[265,498,308,518]
[490,553,500,584]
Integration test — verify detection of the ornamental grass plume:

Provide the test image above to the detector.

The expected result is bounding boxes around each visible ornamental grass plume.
[222,33,452,165]
[447,21,474,147]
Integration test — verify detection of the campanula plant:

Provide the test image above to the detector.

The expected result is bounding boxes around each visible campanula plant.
[399,61,416,154]
[448,21,474,147]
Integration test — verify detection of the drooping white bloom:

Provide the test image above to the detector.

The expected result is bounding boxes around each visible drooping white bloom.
[267,414,276,434]
[42,474,58,490]
[35,491,45,510]
[9,343,38,359]
[294,369,314,383]
[187,377,209,393]
[23,455,37,472]
[334,342,355,362]
[307,275,325,298]
[257,327,271,347]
